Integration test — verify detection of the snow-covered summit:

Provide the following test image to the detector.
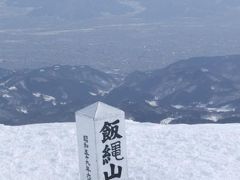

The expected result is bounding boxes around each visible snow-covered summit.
[0,121,240,180]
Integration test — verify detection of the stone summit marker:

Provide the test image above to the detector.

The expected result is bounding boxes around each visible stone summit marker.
[75,102,128,180]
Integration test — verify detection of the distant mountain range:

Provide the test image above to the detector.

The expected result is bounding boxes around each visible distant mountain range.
[1,55,240,125]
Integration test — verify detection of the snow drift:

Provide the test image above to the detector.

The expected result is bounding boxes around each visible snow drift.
[0,121,240,180]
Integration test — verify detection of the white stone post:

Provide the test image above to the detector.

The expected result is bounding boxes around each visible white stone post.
[75,102,128,180]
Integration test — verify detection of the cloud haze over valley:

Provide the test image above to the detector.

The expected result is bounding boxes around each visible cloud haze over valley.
[0,0,240,72]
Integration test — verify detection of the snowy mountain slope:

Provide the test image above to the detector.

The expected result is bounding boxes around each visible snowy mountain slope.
[106,55,240,124]
[1,121,240,180]
[0,65,119,125]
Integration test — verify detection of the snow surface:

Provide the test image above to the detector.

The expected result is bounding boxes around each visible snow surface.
[207,106,235,113]
[16,106,28,114]
[8,86,17,91]
[172,105,184,109]
[160,117,176,124]
[145,100,158,107]
[0,121,240,180]
[33,93,57,106]
[202,114,223,122]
